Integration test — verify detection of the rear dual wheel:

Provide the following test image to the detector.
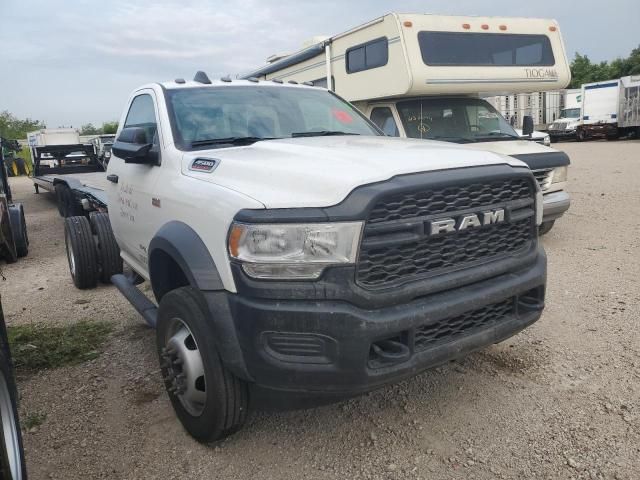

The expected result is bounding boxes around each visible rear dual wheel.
[64,213,122,289]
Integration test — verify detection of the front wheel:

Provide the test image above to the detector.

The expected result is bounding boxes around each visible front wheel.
[156,287,249,443]
[576,129,587,142]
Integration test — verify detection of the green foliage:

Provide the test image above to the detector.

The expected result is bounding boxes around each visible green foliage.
[0,111,44,140]
[570,45,640,88]
[80,123,100,135]
[23,412,47,430]
[102,121,119,134]
[8,320,114,372]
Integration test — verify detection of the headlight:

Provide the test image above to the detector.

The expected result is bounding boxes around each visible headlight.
[228,221,363,279]
[543,135,551,146]
[105,151,111,158]
[551,166,568,183]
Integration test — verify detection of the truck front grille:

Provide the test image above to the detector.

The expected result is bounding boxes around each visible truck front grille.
[356,177,535,289]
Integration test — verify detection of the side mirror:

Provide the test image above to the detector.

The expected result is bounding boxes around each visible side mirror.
[112,127,155,164]
[522,116,534,137]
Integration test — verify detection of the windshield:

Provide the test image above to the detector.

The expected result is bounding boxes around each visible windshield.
[396,97,519,143]
[166,86,380,149]
[559,108,580,119]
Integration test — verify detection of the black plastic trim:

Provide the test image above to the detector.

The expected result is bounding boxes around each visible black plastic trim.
[511,151,571,170]
[148,221,224,295]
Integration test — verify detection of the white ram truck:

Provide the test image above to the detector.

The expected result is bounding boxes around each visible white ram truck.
[63,73,547,442]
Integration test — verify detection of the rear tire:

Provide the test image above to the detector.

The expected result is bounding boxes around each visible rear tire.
[8,205,28,258]
[64,216,98,289]
[539,220,555,235]
[57,185,82,218]
[89,212,122,283]
[156,287,249,443]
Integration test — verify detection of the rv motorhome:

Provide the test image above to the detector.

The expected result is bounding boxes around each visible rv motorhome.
[242,13,572,234]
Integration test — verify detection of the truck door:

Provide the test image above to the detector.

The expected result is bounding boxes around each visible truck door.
[107,90,164,275]
[368,105,404,137]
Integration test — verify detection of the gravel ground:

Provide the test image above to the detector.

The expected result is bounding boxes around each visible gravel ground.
[3,140,639,480]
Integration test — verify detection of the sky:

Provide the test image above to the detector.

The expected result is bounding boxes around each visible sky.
[1,0,638,129]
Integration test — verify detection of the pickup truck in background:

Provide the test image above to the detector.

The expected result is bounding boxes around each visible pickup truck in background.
[91,134,116,169]
[62,73,547,442]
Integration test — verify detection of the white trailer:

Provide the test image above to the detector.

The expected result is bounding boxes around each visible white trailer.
[242,13,572,233]
[577,76,640,140]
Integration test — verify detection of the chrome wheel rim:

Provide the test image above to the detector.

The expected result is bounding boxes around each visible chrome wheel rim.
[0,371,23,480]
[162,319,206,417]
[65,231,76,277]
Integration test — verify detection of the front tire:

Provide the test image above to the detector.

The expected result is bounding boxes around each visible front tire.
[576,129,587,142]
[0,298,28,480]
[156,287,248,443]
[64,216,98,289]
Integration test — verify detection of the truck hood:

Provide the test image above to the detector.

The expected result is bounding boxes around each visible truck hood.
[181,135,527,209]
[460,138,552,156]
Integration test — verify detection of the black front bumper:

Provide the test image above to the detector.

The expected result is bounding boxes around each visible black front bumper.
[222,247,546,396]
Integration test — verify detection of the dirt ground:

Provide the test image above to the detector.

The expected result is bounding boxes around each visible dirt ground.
[2,140,639,479]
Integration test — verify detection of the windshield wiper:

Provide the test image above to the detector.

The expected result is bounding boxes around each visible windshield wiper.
[190,136,278,148]
[473,132,520,140]
[291,131,360,138]
[426,135,475,144]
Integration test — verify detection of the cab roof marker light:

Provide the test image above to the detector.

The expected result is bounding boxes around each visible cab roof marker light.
[403,21,413,27]
[303,81,314,86]
[247,77,259,83]
[288,80,299,84]
[220,75,232,82]
[175,78,186,84]
[272,78,283,84]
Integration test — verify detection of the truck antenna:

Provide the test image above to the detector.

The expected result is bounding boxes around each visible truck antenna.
[193,71,212,84]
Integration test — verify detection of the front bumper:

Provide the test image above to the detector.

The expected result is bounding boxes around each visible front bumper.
[542,190,571,222]
[548,130,576,138]
[224,248,546,396]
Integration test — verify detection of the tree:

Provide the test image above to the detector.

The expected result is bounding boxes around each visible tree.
[570,45,640,88]
[80,123,99,135]
[0,111,45,140]
[102,121,118,134]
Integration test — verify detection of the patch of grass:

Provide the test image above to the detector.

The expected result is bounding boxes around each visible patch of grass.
[23,411,47,430]
[8,321,114,372]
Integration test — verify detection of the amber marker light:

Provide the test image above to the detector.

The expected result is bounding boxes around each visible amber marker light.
[462,23,471,29]
[481,24,489,30]
[549,26,557,32]
[228,224,244,257]
[499,25,507,31]
[403,21,413,27]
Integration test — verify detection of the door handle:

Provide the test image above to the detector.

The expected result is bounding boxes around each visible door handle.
[107,174,119,184]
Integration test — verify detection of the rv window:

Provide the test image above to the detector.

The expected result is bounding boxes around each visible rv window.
[370,107,399,136]
[346,37,388,73]
[418,32,555,66]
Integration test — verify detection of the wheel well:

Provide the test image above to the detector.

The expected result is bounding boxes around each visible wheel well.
[149,249,190,301]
